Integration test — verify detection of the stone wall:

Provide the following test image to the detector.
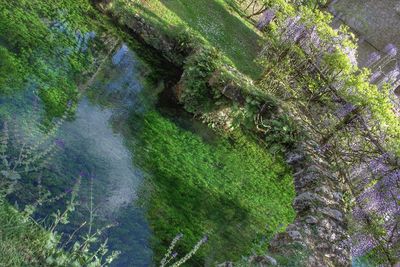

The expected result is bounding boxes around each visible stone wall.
[266,145,350,266]
[97,2,191,66]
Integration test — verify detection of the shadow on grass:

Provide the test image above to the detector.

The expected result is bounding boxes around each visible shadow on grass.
[142,169,254,266]
[156,0,263,78]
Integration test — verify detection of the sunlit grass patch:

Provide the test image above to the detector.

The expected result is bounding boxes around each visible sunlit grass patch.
[109,0,264,78]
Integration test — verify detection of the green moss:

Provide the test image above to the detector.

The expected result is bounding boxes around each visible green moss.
[135,111,295,265]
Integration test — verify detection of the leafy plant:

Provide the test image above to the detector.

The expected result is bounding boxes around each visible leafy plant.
[180,47,221,113]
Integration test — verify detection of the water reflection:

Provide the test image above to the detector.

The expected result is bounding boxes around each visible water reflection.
[2,43,155,266]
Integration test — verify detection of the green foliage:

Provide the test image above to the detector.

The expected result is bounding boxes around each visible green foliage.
[39,78,78,119]
[290,0,328,9]
[268,242,310,266]
[0,118,119,266]
[180,47,221,113]
[259,1,400,156]
[136,111,295,265]
[0,198,50,266]
[263,115,302,153]
[0,194,119,267]
[0,46,25,95]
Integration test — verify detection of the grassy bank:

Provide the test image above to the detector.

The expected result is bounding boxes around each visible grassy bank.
[106,0,264,79]
[135,111,295,265]
[0,198,51,266]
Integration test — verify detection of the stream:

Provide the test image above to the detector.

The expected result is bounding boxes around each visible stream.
[1,40,172,266]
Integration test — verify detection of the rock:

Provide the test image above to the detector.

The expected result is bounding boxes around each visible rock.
[249,255,277,266]
[286,152,304,165]
[295,172,319,190]
[329,233,337,242]
[315,186,333,199]
[305,215,318,224]
[293,192,324,211]
[316,243,330,250]
[320,219,335,230]
[320,208,343,222]
[217,261,233,267]
[288,230,302,240]
[332,191,343,202]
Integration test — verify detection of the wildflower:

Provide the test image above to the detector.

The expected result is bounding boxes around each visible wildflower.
[370,71,382,83]
[79,171,88,178]
[256,9,275,30]
[54,138,65,149]
[65,188,73,194]
[384,43,397,57]
[365,52,381,67]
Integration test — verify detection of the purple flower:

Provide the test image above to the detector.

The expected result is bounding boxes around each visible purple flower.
[351,234,377,257]
[257,9,275,30]
[384,43,397,57]
[352,207,369,221]
[368,154,390,175]
[79,171,88,178]
[65,188,73,194]
[55,138,65,149]
[370,71,382,83]
[365,52,381,67]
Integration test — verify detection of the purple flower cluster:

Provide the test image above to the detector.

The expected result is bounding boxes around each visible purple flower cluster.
[279,16,321,55]
[256,9,275,30]
[384,43,398,57]
[352,159,400,258]
[370,71,382,83]
[54,138,65,149]
[368,154,390,175]
[365,52,381,67]
[351,233,377,257]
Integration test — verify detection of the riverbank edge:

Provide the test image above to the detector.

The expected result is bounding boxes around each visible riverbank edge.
[94,1,351,266]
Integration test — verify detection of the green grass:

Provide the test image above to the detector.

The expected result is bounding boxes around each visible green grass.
[109,0,264,79]
[0,198,50,266]
[135,111,295,265]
